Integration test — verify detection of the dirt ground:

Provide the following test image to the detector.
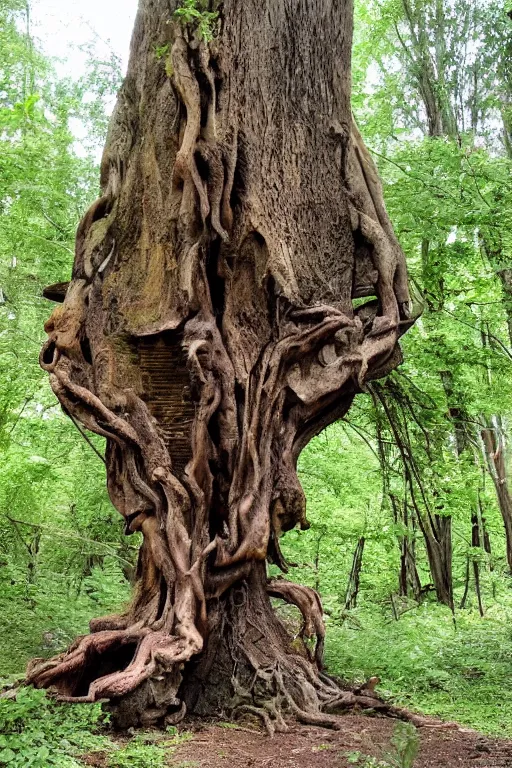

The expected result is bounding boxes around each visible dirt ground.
[169,716,512,768]
[81,714,512,767]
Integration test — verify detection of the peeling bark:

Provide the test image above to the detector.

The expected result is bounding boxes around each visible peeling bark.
[27,0,413,728]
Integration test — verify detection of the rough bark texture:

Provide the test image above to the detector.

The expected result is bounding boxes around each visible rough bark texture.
[27,0,413,729]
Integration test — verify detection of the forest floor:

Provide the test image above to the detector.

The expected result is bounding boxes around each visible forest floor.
[82,716,512,768]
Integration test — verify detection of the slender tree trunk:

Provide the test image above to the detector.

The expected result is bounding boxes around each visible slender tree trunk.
[390,494,421,601]
[421,514,453,608]
[440,368,490,609]
[460,514,485,616]
[471,513,485,617]
[375,397,423,602]
[478,492,493,566]
[344,536,365,610]
[399,511,422,601]
[27,0,412,728]
[481,417,512,573]
[372,383,453,609]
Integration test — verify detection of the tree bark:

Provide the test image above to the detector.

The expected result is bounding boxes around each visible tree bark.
[481,417,512,573]
[390,496,422,602]
[27,0,412,728]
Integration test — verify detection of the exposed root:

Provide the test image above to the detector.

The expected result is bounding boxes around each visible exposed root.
[185,571,457,736]
[26,626,147,695]
[235,705,277,737]
[267,578,325,668]
[230,661,458,735]
[171,27,210,224]
[24,562,455,733]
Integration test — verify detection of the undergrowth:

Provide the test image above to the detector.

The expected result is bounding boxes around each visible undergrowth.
[325,600,512,737]
[0,558,131,676]
[346,722,419,767]
[0,687,190,767]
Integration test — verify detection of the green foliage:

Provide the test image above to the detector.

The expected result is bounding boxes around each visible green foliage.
[107,730,191,768]
[326,602,512,736]
[154,43,170,60]
[0,688,191,768]
[0,688,108,767]
[346,755,384,767]
[108,740,167,768]
[386,723,419,768]
[172,0,219,42]
[0,0,133,677]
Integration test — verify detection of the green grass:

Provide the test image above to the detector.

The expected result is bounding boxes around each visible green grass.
[325,601,512,737]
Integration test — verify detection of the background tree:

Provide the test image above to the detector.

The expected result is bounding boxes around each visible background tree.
[346,0,512,609]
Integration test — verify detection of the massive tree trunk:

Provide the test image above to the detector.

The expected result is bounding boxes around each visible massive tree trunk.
[27,0,412,728]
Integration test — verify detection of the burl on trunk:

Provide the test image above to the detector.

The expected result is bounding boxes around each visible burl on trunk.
[28,0,412,730]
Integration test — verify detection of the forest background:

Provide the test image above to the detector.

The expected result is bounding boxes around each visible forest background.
[1,0,512,762]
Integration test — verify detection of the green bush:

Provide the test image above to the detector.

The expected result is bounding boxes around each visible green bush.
[0,688,108,767]
[0,689,191,768]
[326,602,512,736]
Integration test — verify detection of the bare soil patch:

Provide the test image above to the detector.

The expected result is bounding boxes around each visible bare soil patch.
[170,716,512,768]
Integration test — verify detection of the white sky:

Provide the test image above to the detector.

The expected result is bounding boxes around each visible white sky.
[31,0,139,76]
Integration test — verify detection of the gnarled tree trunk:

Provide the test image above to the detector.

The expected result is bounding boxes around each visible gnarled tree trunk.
[27,0,412,729]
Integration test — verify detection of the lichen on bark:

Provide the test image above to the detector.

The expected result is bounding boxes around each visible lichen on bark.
[27,0,416,730]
